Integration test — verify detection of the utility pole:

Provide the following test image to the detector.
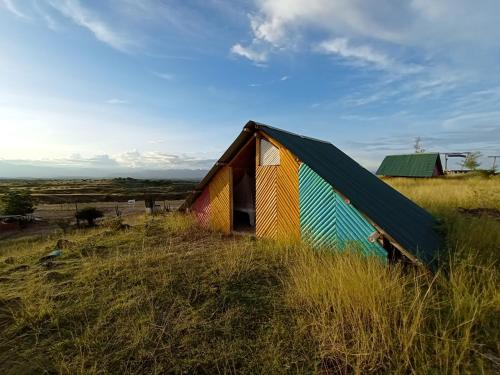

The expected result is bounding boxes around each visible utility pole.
[488,155,500,170]
[75,202,80,227]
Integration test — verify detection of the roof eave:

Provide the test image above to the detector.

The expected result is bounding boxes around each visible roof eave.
[179,121,258,211]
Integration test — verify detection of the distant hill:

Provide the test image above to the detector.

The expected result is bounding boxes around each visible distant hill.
[0,161,207,180]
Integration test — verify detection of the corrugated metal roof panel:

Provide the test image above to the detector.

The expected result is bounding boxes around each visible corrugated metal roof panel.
[376,153,442,177]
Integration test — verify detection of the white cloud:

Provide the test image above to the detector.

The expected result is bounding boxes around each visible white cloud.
[0,150,215,170]
[248,0,410,46]
[236,0,500,76]
[339,67,466,108]
[249,12,287,45]
[1,0,30,18]
[152,72,174,81]
[7,0,230,56]
[248,75,291,87]
[316,38,392,69]
[57,154,119,168]
[148,139,166,145]
[106,98,128,105]
[442,111,500,131]
[0,91,212,162]
[113,150,214,169]
[40,11,58,31]
[231,43,268,63]
[249,0,500,48]
[33,0,59,31]
[233,0,412,70]
[48,0,133,52]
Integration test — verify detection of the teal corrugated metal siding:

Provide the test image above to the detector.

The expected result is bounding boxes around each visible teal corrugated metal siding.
[335,193,386,258]
[299,163,337,247]
[299,163,386,260]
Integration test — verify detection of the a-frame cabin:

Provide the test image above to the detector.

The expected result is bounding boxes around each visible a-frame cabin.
[181,121,442,270]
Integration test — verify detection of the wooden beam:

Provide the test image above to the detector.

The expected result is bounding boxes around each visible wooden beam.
[256,130,282,150]
[257,130,303,164]
[257,131,302,165]
[255,136,261,167]
[334,188,351,205]
[371,222,423,267]
[229,167,234,232]
[227,134,256,167]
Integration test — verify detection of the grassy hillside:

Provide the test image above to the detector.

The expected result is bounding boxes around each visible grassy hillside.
[1,176,499,374]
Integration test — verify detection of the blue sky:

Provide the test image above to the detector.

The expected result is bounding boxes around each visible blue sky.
[1,0,500,176]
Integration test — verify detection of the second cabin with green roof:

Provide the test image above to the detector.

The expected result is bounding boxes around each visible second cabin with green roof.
[376,153,444,178]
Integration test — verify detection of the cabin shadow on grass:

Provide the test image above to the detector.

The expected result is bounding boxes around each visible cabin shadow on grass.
[0,209,499,374]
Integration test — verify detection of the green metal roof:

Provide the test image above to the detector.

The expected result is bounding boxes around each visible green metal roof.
[376,153,443,177]
[258,123,442,270]
[181,121,442,270]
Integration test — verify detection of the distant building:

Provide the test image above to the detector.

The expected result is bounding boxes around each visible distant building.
[181,121,442,270]
[144,197,162,214]
[376,153,444,178]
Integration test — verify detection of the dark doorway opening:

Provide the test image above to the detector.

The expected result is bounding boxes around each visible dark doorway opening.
[230,138,256,233]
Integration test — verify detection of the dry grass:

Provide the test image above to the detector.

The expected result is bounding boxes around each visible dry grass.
[0,175,499,374]
[385,175,500,214]
[386,175,500,264]
[0,178,195,204]
[284,247,498,374]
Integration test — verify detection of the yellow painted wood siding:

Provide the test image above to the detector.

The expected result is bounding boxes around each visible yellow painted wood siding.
[276,147,300,241]
[256,165,278,239]
[209,166,232,233]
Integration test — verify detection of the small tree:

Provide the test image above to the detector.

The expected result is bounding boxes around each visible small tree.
[461,151,482,170]
[76,207,104,226]
[413,137,425,153]
[1,190,35,215]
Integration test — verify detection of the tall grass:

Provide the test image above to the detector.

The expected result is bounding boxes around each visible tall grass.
[0,177,499,374]
[283,246,498,373]
[386,175,500,214]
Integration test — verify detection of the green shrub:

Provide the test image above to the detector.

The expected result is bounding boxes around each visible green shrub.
[76,207,104,226]
[0,190,34,215]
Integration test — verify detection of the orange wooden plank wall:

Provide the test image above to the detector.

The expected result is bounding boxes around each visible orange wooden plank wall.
[276,147,300,241]
[255,137,300,242]
[256,165,278,239]
[208,165,232,233]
